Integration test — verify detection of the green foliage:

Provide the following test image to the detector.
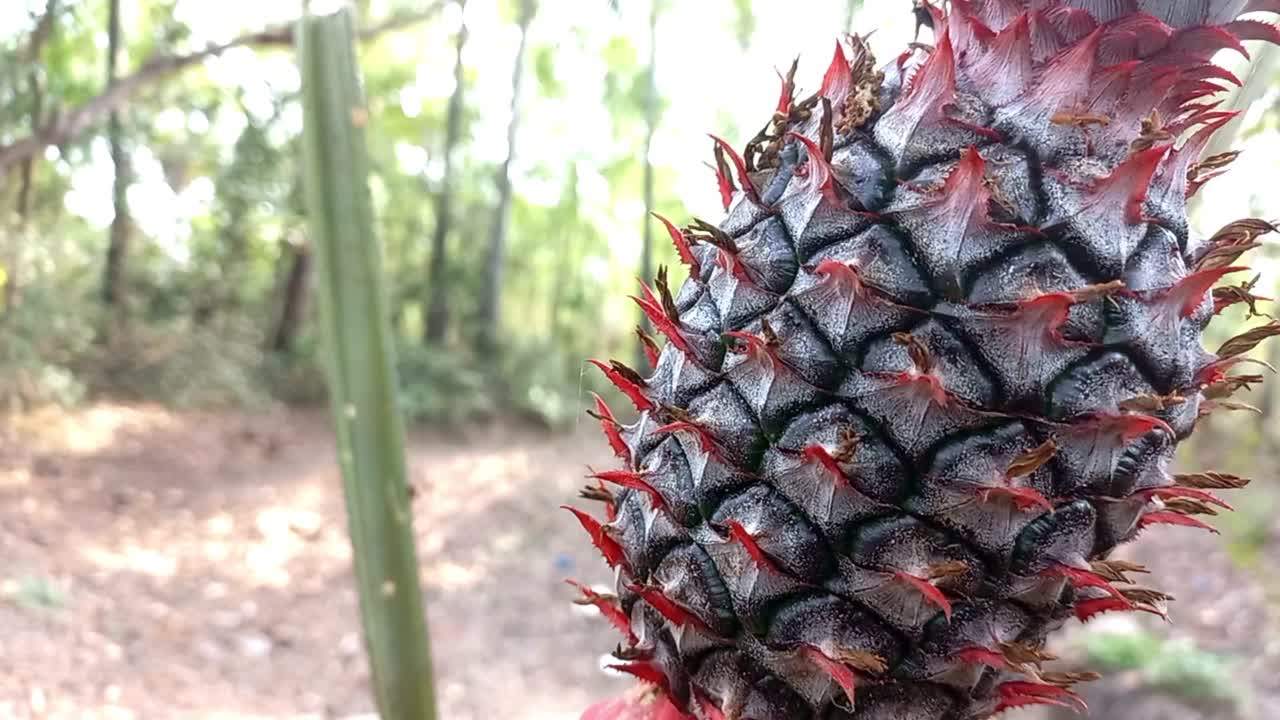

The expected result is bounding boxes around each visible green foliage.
[3,0,1273,434]
[1219,488,1276,568]
[10,575,68,612]
[94,320,274,408]
[395,343,497,423]
[1084,630,1246,705]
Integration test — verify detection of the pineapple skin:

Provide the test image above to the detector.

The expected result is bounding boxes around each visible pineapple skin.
[571,2,1280,718]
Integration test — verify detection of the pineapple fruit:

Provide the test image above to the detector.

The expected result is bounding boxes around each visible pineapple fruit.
[568,1,1280,718]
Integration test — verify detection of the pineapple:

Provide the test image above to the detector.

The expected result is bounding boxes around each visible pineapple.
[569,2,1280,718]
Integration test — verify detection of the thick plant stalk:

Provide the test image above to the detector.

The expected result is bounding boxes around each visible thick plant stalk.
[297,10,437,719]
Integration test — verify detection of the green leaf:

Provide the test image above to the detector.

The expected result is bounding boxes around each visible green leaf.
[297,10,437,719]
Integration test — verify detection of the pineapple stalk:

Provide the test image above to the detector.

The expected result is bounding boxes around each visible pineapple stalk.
[298,10,437,719]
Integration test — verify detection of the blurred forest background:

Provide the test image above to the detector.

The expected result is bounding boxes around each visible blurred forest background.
[0,0,1273,434]
[0,0,923,425]
[3,0,1280,718]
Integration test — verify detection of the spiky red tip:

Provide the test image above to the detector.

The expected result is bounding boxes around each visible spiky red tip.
[653,213,701,278]
[582,694,690,720]
[724,520,780,572]
[819,41,852,107]
[591,468,667,509]
[790,131,839,201]
[566,579,638,643]
[590,392,632,464]
[563,505,626,568]
[654,420,722,459]
[979,484,1054,513]
[1082,145,1169,225]
[609,661,670,689]
[1141,486,1232,511]
[589,359,655,412]
[630,583,713,633]
[709,134,758,205]
[953,646,1007,669]
[1139,510,1220,534]
[1041,563,1122,599]
[633,283,692,356]
[894,570,953,620]
[802,645,858,707]
[1162,266,1246,319]
[995,681,1087,714]
[802,444,849,485]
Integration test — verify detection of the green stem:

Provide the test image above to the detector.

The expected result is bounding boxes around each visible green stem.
[297,10,437,719]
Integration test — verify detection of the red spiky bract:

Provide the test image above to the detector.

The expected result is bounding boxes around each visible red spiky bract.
[966,12,1034,105]
[564,505,626,569]
[654,420,724,460]
[802,444,850,485]
[591,468,667,509]
[813,258,869,297]
[1161,266,1246,319]
[879,22,958,148]
[709,134,758,205]
[591,392,632,464]
[1075,596,1138,623]
[819,41,852,107]
[888,367,952,408]
[979,484,1055,513]
[776,68,794,115]
[725,520,781,573]
[631,583,713,633]
[589,359,655,412]
[1084,411,1174,443]
[787,131,838,202]
[893,570,953,620]
[653,213,701,278]
[1005,24,1102,121]
[581,693,691,720]
[802,645,858,707]
[566,579,639,644]
[633,283,693,356]
[903,146,996,255]
[995,681,1087,714]
[1080,145,1169,226]
[953,646,1008,669]
[611,662,671,690]
[1041,563,1122,598]
[1141,485,1232,510]
[1012,292,1075,339]
[1139,510,1220,534]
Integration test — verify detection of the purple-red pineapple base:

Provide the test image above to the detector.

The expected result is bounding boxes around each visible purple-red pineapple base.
[568,2,1280,719]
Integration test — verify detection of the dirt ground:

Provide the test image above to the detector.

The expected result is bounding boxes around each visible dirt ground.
[0,404,625,719]
[1,403,1278,719]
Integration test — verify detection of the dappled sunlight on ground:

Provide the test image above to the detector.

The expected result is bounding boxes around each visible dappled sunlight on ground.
[7,403,1275,719]
[0,403,624,719]
[7,403,180,455]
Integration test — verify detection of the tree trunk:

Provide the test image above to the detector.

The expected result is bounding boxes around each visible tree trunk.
[423,0,468,345]
[637,0,659,369]
[101,0,131,314]
[548,165,580,341]
[4,1,60,317]
[476,0,535,354]
[0,6,444,175]
[271,242,314,353]
[845,0,862,33]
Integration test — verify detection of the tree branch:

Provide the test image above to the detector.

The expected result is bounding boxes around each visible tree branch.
[0,4,443,173]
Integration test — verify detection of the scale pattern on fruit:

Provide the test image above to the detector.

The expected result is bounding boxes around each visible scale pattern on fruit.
[568,2,1280,718]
